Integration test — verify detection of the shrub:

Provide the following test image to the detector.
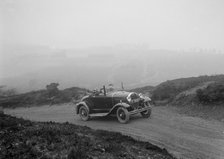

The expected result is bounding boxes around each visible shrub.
[67,144,87,159]
[196,82,224,104]
[46,83,60,97]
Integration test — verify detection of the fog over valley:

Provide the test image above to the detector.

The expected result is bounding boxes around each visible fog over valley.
[1,45,224,92]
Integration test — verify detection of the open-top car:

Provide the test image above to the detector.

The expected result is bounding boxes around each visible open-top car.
[76,86,152,123]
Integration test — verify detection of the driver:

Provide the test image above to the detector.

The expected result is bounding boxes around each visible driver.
[93,89,100,96]
[108,84,114,92]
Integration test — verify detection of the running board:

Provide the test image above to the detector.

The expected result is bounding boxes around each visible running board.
[90,107,151,117]
[90,113,108,117]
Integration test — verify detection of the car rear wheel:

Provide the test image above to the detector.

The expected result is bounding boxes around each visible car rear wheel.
[79,105,90,121]
[116,107,130,124]
[141,108,151,118]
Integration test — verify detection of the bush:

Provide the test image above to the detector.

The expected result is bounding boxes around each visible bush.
[46,83,60,98]
[67,145,87,159]
[196,82,224,104]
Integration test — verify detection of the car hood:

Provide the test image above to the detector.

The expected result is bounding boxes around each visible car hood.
[107,91,132,98]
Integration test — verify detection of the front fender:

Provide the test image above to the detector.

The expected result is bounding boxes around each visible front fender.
[76,101,90,114]
[108,102,130,115]
[114,102,130,108]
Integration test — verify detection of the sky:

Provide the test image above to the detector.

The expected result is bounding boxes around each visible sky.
[1,0,224,90]
[1,0,224,50]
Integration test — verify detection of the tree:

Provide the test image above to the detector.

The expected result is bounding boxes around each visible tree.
[46,83,59,97]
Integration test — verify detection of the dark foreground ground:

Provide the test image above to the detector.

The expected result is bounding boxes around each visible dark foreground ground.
[0,113,175,159]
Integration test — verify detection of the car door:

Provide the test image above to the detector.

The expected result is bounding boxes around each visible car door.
[103,96,113,110]
[90,95,109,113]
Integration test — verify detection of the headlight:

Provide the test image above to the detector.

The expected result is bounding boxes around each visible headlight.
[139,93,144,98]
[127,93,140,103]
[127,94,132,102]
[139,93,151,102]
[145,97,151,102]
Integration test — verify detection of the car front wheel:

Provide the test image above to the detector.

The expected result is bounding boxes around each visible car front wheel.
[141,108,151,118]
[116,107,130,124]
[79,105,90,121]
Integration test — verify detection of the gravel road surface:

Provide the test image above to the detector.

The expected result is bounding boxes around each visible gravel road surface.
[5,104,224,159]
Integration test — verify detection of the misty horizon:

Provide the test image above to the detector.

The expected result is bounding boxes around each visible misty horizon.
[1,44,224,93]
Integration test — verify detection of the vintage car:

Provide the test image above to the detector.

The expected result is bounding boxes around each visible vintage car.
[76,86,152,123]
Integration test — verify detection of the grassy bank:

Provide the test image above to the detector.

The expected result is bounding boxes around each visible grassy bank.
[0,113,175,159]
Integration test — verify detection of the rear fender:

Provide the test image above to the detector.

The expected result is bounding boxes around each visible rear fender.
[76,102,90,114]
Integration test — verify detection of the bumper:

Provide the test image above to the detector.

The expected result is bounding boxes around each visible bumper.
[129,106,151,115]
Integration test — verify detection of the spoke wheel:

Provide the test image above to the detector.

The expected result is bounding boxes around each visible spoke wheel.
[79,105,90,121]
[141,102,151,118]
[116,107,129,124]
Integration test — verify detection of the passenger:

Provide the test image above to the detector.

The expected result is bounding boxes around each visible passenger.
[108,84,115,92]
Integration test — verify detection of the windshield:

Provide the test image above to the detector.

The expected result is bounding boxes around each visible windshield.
[92,85,125,95]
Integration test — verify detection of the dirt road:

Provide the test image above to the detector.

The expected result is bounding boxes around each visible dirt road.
[5,104,224,159]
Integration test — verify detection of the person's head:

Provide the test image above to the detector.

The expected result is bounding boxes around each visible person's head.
[108,84,114,92]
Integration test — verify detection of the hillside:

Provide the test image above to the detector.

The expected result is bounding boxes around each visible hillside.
[151,75,224,104]
[133,75,224,121]
[0,113,175,159]
[129,85,155,97]
[0,86,88,108]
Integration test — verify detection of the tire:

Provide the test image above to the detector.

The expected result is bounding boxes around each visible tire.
[141,108,151,118]
[79,105,90,121]
[116,107,130,124]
